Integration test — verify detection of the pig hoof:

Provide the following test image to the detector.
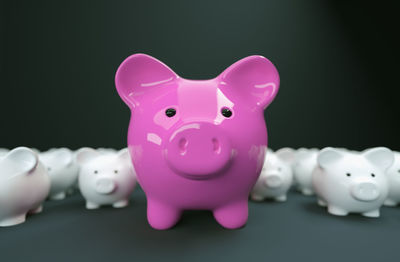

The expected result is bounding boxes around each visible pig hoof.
[384,199,398,207]
[275,195,287,202]
[0,215,26,227]
[317,199,327,207]
[213,201,248,229]
[29,205,43,214]
[113,199,129,208]
[147,200,182,230]
[86,202,100,210]
[362,209,380,218]
[327,206,348,216]
[301,189,314,196]
[50,192,66,201]
[250,194,264,202]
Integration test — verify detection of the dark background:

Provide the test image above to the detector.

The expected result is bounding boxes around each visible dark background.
[1,1,400,262]
[1,0,398,151]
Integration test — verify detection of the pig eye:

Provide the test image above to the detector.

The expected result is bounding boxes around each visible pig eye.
[371,173,375,177]
[114,170,118,174]
[346,173,351,177]
[94,170,98,174]
[221,107,232,118]
[47,167,51,171]
[165,108,176,117]
[278,167,282,171]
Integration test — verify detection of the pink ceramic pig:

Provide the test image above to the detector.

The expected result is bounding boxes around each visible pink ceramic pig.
[115,53,279,229]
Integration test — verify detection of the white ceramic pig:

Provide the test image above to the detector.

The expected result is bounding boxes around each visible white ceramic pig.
[293,148,318,195]
[312,147,393,217]
[97,148,118,155]
[251,148,295,202]
[76,147,136,209]
[0,148,9,156]
[384,151,400,206]
[0,147,50,226]
[39,148,79,200]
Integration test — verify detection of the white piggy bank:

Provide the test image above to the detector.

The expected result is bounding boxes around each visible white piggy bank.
[0,147,50,226]
[384,151,400,206]
[0,148,9,156]
[251,148,295,202]
[39,148,79,200]
[293,148,318,195]
[76,148,136,209]
[312,147,393,218]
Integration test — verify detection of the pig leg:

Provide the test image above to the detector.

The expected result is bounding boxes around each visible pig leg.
[275,195,287,202]
[0,214,26,227]
[362,209,380,218]
[213,200,248,229]
[317,199,327,207]
[113,199,129,208]
[86,202,100,209]
[28,205,43,214]
[147,200,182,230]
[301,188,314,196]
[250,193,265,202]
[327,206,348,216]
[383,199,397,207]
[50,192,66,200]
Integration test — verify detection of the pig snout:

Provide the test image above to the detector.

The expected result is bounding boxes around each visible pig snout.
[263,173,283,188]
[95,177,116,194]
[350,182,380,202]
[165,122,232,179]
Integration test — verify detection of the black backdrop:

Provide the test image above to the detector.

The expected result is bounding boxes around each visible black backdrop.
[1,0,398,151]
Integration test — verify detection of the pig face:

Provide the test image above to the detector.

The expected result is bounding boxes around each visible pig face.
[76,148,136,208]
[39,148,79,200]
[115,54,280,229]
[261,149,294,189]
[251,148,295,202]
[313,147,393,217]
[0,147,50,226]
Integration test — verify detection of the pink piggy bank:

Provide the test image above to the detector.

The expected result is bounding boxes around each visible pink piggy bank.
[115,54,280,229]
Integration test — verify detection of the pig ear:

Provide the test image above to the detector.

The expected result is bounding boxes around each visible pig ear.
[275,147,296,164]
[2,147,39,175]
[363,147,394,171]
[218,55,280,109]
[52,148,73,167]
[115,53,179,108]
[117,148,131,163]
[75,147,100,165]
[317,147,344,169]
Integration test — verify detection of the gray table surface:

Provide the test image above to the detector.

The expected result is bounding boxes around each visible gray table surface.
[1,187,399,262]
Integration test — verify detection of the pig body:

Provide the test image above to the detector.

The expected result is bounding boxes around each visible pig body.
[312,147,393,217]
[251,148,294,202]
[0,147,50,227]
[384,152,400,206]
[39,148,79,200]
[293,148,318,195]
[76,148,136,209]
[115,54,280,229]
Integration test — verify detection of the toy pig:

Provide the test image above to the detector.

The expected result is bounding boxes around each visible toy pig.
[0,148,9,156]
[251,148,295,202]
[115,53,280,229]
[293,148,318,195]
[76,148,136,209]
[39,148,79,200]
[384,151,400,206]
[312,147,393,217]
[0,147,50,227]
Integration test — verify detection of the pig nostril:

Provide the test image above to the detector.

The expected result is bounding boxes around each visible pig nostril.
[179,138,188,155]
[212,138,221,154]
